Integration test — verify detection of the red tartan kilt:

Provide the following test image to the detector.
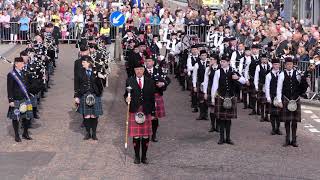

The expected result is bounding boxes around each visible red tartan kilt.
[281,98,301,122]
[215,96,237,120]
[129,111,152,137]
[155,93,166,118]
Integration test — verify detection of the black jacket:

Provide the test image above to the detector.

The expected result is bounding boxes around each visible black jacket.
[145,67,171,96]
[7,69,28,103]
[124,76,155,115]
[74,68,104,98]
[73,58,83,97]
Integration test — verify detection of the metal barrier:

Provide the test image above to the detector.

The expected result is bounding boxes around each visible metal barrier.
[0,21,118,44]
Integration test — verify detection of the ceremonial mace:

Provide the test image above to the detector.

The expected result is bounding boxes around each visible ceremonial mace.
[125,86,132,163]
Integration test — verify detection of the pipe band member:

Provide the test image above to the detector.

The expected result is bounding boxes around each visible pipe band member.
[276,57,311,147]
[7,57,34,142]
[211,54,246,145]
[74,56,104,141]
[145,55,171,142]
[124,60,156,164]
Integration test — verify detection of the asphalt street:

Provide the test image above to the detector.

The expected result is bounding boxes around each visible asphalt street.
[0,44,320,180]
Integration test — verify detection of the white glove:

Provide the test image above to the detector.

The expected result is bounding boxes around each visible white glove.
[267,98,271,103]
[74,98,80,104]
[98,72,106,79]
[187,71,191,76]
[211,98,215,105]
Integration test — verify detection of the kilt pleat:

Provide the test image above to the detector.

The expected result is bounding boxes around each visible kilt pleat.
[77,93,103,116]
[155,93,166,118]
[129,107,152,137]
[281,98,301,122]
[214,96,237,120]
[7,100,33,120]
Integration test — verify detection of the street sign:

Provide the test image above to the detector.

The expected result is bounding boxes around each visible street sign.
[109,11,125,27]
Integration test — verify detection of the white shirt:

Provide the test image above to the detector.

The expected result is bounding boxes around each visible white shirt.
[265,70,279,102]
[276,69,301,103]
[214,32,224,48]
[211,67,246,102]
[238,56,252,80]
[166,39,177,54]
[202,65,219,94]
[230,50,244,69]
[192,60,207,88]
[146,67,153,75]
[254,62,272,91]
[187,54,198,75]
[136,76,144,89]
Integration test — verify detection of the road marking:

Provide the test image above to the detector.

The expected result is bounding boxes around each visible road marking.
[311,114,319,119]
[309,128,320,133]
[314,119,320,123]
[303,110,313,114]
[304,124,314,128]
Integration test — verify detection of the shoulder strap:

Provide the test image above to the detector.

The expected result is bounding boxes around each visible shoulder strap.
[10,71,30,101]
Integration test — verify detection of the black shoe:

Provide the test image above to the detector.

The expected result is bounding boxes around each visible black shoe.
[225,139,234,145]
[15,136,22,142]
[83,133,91,140]
[192,108,198,113]
[202,116,208,120]
[271,130,276,135]
[141,158,149,164]
[134,157,141,164]
[260,118,265,122]
[283,140,291,147]
[291,141,299,147]
[34,114,40,119]
[151,135,158,142]
[276,130,282,135]
[249,111,257,115]
[208,127,216,132]
[257,112,261,115]
[264,117,269,122]
[243,106,248,109]
[22,134,32,140]
[92,134,98,140]
[217,139,224,145]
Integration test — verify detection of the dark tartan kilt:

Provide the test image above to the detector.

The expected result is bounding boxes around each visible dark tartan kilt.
[241,85,250,93]
[257,90,267,104]
[196,83,205,101]
[31,95,38,107]
[207,94,214,107]
[155,93,165,118]
[77,93,103,117]
[215,96,237,120]
[7,100,33,120]
[129,108,152,137]
[248,80,256,96]
[281,98,301,122]
[268,97,281,116]
[257,84,266,104]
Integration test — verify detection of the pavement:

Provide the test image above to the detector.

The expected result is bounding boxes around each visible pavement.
[0,44,320,179]
[0,44,17,57]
